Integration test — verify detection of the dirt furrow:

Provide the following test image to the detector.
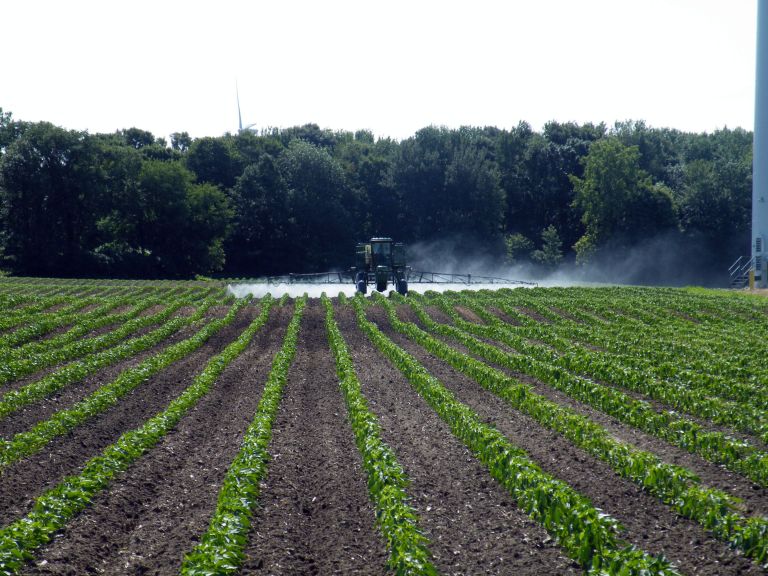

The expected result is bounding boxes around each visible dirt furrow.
[366,306,761,576]
[335,307,581,576]
[21,305,293,576]
[0,305,259,527]
[402,304,768,517]
[0,325,204,438]
[241,301,388,574]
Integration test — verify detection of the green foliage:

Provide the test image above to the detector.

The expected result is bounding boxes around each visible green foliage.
[170,131,192,152]
[504,232,534,263]
[393,126,505,243]
[181,297,305,575]
[322,295,437,574]
[0,122,103,274]
[571,138,676,261]
[0,108,755,279]
[226,154,290,273]
[0,296,272,575]
[280,139,356,270]
[531,224,563,267]
[185,135,242,189]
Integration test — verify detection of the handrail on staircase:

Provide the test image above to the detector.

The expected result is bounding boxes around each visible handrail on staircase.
[729,256,744,274]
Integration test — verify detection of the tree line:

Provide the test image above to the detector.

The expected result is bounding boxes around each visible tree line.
[0,107,752,283]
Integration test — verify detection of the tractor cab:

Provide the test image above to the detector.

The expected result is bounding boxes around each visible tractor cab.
[353,237,409,295]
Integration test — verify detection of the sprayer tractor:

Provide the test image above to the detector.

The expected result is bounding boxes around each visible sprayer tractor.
[256,237,536,294]
[352,237,408,295]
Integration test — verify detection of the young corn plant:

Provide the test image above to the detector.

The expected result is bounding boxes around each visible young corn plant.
[0,294,198,386]
[181,296,307,576]
[355,296,678,576]
[0,297,249,471]
[322,294,436,575]
[445,293,768,485]
[392,294,768,567]
[0,297,274,575]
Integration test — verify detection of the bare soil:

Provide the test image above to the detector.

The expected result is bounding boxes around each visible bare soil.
[0,306,255,526]
[2,298,765,575]
[366,305,761,576]
[22,305,293,575]
[241,301,387,574]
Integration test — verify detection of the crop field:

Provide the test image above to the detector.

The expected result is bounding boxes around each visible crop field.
[0,278,767,575]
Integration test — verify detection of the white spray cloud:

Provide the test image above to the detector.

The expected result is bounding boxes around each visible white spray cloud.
[226,282,548,299]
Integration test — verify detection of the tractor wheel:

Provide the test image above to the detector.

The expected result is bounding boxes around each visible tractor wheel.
[376,280,387,293]
[355,272,367,294]
[396,279,408,296]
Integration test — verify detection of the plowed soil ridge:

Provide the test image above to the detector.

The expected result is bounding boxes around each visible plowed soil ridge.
[406,304,768,518]
[0,306,258,527]
[336,307,581,575]
[365,306,762,576]
[21,305,293,576]
[241,301,388,574]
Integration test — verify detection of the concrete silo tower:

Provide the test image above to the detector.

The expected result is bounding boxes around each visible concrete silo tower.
[754,0,768,287]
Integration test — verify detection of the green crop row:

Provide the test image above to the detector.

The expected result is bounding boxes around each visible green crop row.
[356,296,678,575]
[321,295,436,575]
[491,289,768,383]
[0,292,167,364]
[0,297,249,471]
[0,296,217,421]
[0,297,272,575]
[0,295,47,314]
[0,292,198,387]
[476,285,768,415]
[437,293,768,453]
[391,294,768,565]
[530,299,767,391]
[0,294,77,328]
[180,296,306,575]
[0,298,104,348]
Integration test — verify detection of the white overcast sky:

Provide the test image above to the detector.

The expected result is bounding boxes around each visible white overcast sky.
[3,0,758,142]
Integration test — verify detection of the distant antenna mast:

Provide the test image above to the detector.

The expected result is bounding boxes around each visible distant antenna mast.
[236,80,257,133]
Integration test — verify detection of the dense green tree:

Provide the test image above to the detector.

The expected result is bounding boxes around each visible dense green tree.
[185,136,242,190]
[89,135,146,274]
[0,123,102,274]
[182,182,231,272]
[132,160,231,275]
[393,126,504,244]
[170,131,192,152]
[278,124,338,149]
[280,140,355,270]
[532,224,564,267]
[226,154,290,273]
[502,122,602,254]
[121,127,156,149]
[571,138,676,262]
[393,126,448,240]
[0,108,757,283]
[612,120,682,189]
[679,158,751,257]
[0,108,27,152]
[443,137,505,241]
[504,232,534,264]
